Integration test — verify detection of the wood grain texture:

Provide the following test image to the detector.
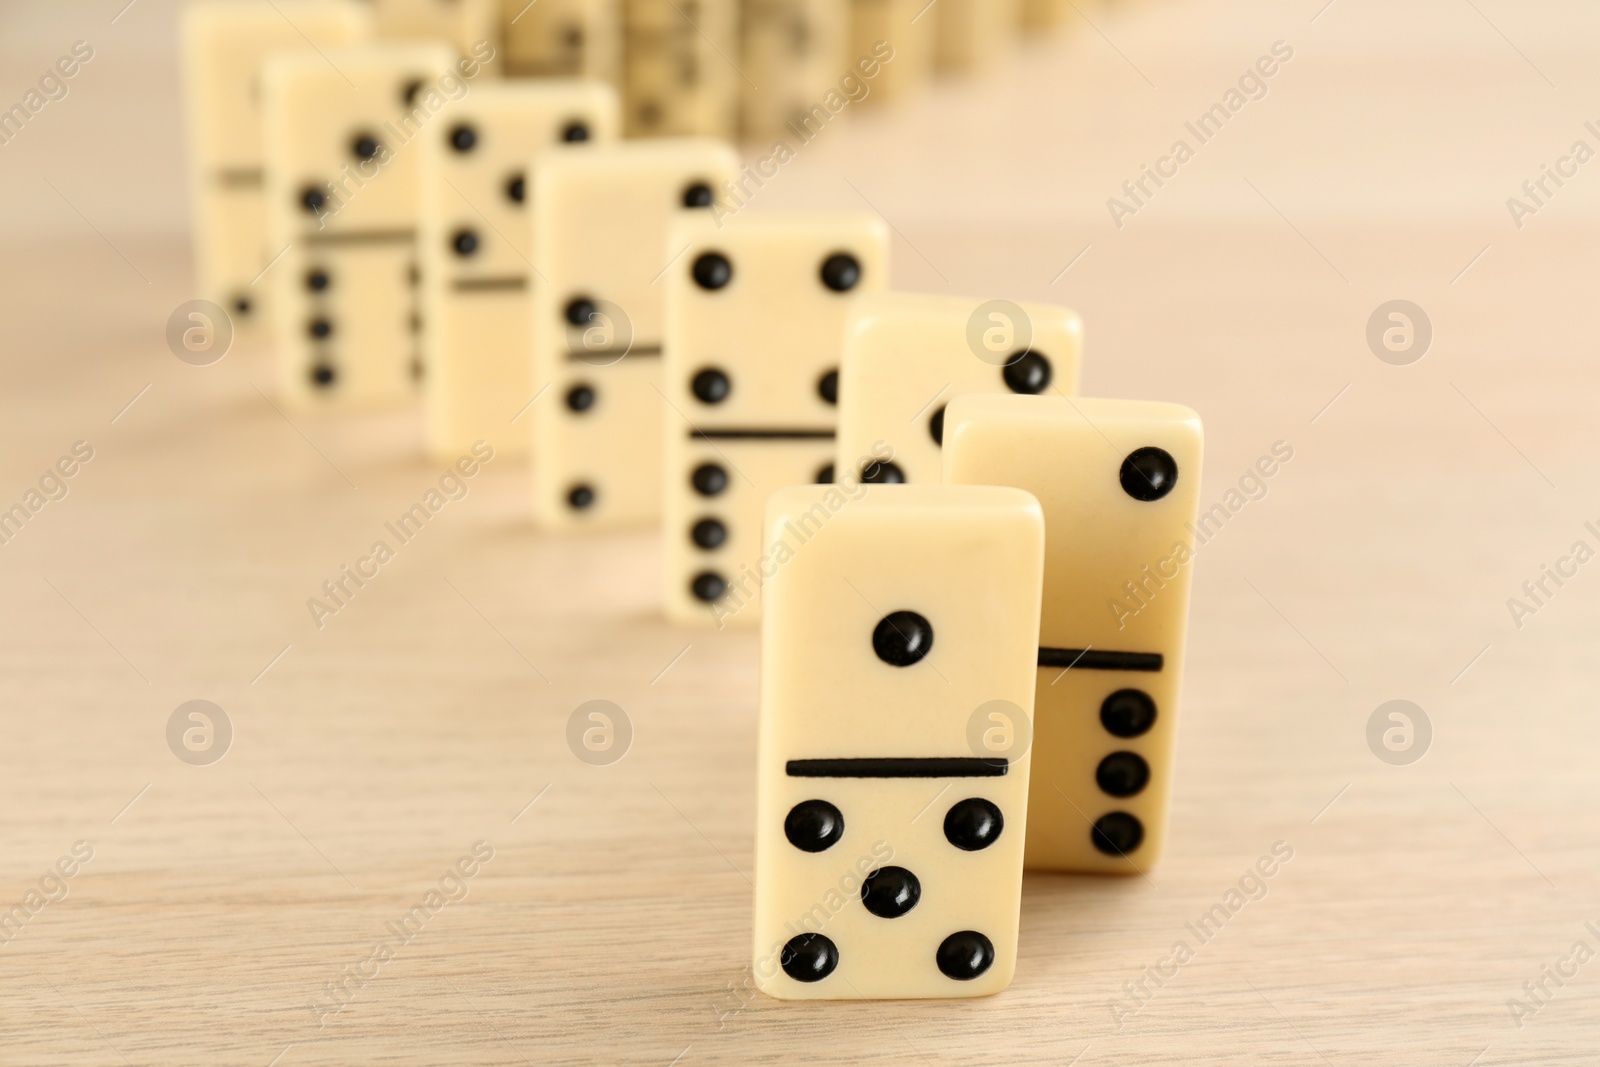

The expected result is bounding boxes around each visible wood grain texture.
[4,0,1600,1064]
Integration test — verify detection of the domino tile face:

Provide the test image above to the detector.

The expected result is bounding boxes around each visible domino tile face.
[942,392,1204,873]
[528,138,740,529]
[754,483,1045,999]
[264,43,459,410]
[835,291,1082,486]
[660,211,889,626]
[181,0,371,333]
[419,80,619,459]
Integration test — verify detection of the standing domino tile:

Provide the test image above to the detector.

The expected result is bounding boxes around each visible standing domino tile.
[933,0,1021,74]
[739,0,848,141]
[264,44,469,410]
[621,0,739,137]
[753,484,1044,1000]
[372,0,503,60]
[660,212,889,626]
[530,139,739,530]
[942,393,1203,874]
[835,293,1082,486]
[502,0,621,80]
[849,0,933,105]
[181,1,371,334]
[420,81,619,461]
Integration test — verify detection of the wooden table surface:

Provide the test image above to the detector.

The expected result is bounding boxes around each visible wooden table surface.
[4,1,1600,1064]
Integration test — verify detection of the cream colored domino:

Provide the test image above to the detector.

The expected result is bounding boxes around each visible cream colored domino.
[373,0,502,61]
[264,44,467,410]
[530,139,739,530]
[941,393,1204,874]
[660,212,889,627]
[849,0,934,105]
[181,1,371,335]
[754,483,1044,1000]
[420,81,619,461]
[502,0,621,80]
[621,0,739,137]
[835,293,1081,486]
[933,0,1020,74]
[739,0,848,141]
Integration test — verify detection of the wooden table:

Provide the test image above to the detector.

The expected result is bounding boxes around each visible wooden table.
[3,1,1598,1063]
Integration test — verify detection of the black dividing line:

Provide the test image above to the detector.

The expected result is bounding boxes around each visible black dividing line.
[693,428,836,441]
[302,228,417,247]
[213,168,264,188]
[1038,648,1163,672]
[787,757,1008,778]
[451,276,527,293]
[565,345,663,360]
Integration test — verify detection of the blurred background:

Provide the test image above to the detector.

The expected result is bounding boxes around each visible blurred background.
[8,2,1600,233]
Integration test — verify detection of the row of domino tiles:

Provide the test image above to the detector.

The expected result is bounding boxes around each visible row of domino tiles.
[184,0,1199,1002]
[370,0,1089,135]
[185,0,1110,340]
